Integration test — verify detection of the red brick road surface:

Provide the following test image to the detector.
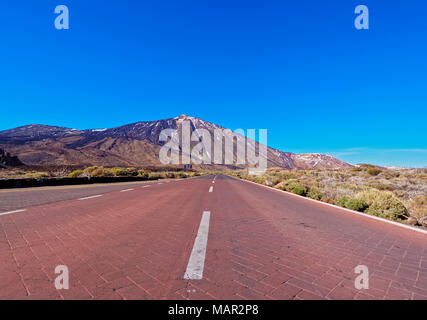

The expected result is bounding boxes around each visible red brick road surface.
[0,175,426,300]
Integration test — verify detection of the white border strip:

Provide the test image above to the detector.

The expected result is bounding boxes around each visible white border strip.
[228,175,427,236]
[0,209,26,217]
[184,211,211,280]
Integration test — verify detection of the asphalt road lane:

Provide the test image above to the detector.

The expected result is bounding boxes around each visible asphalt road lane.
[0,175,426,300]
[0,180,175,212]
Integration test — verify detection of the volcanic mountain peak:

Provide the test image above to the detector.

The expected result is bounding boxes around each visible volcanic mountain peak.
[175,114,193,119]
[0,116,352,169]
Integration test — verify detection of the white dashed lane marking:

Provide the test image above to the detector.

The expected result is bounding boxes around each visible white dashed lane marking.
[78,195,103,201]
[0,209,27,217]
[209,186,213,193]
[184,211,211,280]
[120,189,134,193]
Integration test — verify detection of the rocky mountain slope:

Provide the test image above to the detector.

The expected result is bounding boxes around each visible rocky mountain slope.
[0,115,352,170]
[0,148,23,167]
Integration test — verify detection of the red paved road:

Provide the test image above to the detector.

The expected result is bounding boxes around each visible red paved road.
[0,175,426,300]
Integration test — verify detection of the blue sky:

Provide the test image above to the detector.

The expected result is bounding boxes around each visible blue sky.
[1,1,426,167]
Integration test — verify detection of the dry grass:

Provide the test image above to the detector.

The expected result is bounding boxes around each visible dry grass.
[0,169,53,179]
[408,195,427,220]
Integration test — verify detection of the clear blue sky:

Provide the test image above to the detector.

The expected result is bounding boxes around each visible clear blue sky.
[1,1,426,167]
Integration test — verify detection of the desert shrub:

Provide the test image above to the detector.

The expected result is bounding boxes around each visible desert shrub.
[341,183,360,191]
[277,180,289,190]
[291,187,307,196]
[126,168,139,176]
[25,172,49,179]
[345,198,368,212]
[280,179,299,191]
[137,170,149,178]
[165,172,176,179]
[356,189,408,220]
[187,172,200,177]
[413,172,426,180]
[393,189,406,198]
[336,196,351,207]
[366,182,395,191]
[322,197,336,205]
[383,172,400,180]
[83,166,98,174]
[370,183,387,190]
[278,179,308,196]
[254,176,266,185]
[129,168,138,176]
[335,196,368,212]
[300,177,320,189]
[407,195,427,220]
[110,167,138,176]
[334,173,346,180]
[68,170,83,178]
[271,171,297,181]
[174,172,187,179]
[263,178,274,186]
[385,171,401,179]
[367,167,382,176]
[308,188,323,200]
[148,173,161,180]
[36,172,50,178]
[268,177,281,185]
[90,167,112,177]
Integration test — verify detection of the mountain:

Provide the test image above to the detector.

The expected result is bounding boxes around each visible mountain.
[0,115,352,170]
[0,148,23,168]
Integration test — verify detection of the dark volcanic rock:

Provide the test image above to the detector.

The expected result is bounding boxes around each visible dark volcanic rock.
[0,148,23,167]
